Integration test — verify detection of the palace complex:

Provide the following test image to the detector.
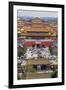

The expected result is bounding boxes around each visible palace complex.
[17,17,58,79]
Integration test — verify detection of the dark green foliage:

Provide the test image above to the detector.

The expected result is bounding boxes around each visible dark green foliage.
[49,46,57,55]
[18,33,21,37]
[18,44,27,57]
[49,47,54,55]
[51,70,58,78]
[26,65,36,73]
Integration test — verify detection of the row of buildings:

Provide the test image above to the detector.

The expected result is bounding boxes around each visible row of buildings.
[17,17,57,47]
[17,17,58,79]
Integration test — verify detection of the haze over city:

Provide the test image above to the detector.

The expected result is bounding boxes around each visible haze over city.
[17,10,58,18]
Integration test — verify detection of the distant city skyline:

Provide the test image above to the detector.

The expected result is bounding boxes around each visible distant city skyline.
[17,10,58,18]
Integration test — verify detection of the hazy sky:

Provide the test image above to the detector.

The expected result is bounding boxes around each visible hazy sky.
[17,10,58,18]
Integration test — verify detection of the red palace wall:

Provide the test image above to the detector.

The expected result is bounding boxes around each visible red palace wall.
[24,41,53,47]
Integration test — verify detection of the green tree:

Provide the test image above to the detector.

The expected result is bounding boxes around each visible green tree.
[26,65,36,73]
[18,44,27,57]
[51,70,58,78]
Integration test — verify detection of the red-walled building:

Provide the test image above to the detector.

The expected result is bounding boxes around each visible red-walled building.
[24,40,56,47]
